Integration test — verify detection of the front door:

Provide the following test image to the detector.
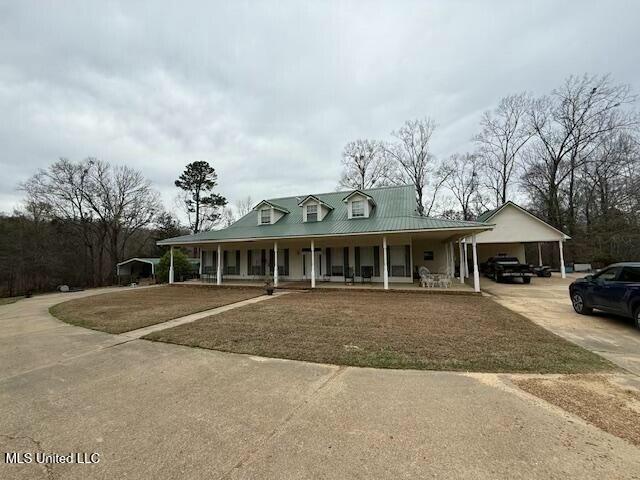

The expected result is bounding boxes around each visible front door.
[302,251,322,280]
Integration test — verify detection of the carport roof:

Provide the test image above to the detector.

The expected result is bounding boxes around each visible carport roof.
[158,185,493,246]
[476,201,571,240]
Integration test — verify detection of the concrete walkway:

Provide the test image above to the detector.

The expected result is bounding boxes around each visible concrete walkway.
[1,288,639,479]
[119,291,291,339]
[482,275,640,375]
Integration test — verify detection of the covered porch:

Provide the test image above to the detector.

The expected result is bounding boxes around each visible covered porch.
[168,227,485,292]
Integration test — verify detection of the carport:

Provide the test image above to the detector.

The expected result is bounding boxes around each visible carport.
[463,202,571,278]
[116,257,159,281]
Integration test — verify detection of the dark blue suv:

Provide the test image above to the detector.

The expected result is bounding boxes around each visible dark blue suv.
[569,263,640,329]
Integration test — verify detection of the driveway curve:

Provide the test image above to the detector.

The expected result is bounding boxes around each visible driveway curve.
[1,288,639,479]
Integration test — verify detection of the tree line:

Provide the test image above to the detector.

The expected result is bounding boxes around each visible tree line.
[2,72,638,296]
[0,159,228,296]
[338,74,640,265]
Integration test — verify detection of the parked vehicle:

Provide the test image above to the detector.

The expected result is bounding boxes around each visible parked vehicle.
[482,256,535,283]
[532,265,552,277]
[569,262,640,329]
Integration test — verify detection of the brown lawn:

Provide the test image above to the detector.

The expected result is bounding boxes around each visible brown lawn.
[50,285,263,334]
[515,375,640,446]
[144,290,615,373]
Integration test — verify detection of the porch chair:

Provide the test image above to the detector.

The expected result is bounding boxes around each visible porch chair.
[360,266,373,284]
[438,275,452,289]
[418,266,432,288]
[344,267,355,285]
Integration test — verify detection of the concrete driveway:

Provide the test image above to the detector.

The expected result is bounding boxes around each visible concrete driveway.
[481,274,640,375]
[1,289,639,479]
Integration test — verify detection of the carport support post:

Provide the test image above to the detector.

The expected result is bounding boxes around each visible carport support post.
[310,240,316,288]
[537,242,543,267]
[216,244,222,285]
[559,239,566,279]
[458,241,464,283]
[383,236,389,290]
[274,241,278,287]
[472,234,480,293]
[169,246,174,284]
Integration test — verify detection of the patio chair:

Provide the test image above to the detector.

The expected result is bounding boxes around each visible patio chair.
[418,266,431,288]
[438,275,452,289]
[344,267,355,285]
[360,266,373,284]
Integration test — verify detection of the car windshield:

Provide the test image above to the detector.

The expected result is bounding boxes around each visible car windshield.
[594,267,621,281]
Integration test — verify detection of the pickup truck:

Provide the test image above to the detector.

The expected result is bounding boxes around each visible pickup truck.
[482,256,535,284]
[569,262,640,329]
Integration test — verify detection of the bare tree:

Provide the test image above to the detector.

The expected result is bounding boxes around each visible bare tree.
[221,208,236,228]
[523,74,638,232]
[475,93,533,207]
[235,196,254,217]
[338,139,392,190]
[21,158,100,285]
[445,153,482,220]
[385,118,447,215]
[21,158,162,285]
[84,160,161,270]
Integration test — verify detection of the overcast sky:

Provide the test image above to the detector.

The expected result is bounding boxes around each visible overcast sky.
[1,1,639,217]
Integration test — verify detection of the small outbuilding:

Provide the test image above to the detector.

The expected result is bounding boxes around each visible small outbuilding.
[465,201,571,278]
[116,258,160,281]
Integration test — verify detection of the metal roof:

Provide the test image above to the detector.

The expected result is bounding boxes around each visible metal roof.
[116,257,200,267]
[158,185,493,245]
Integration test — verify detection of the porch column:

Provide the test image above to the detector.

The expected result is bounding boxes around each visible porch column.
[450,242,455,278]
[409,240,414,281]
[537,242,543,266]
[311,240,316,288]
[199,248,203,276]
[445,242,450,276]
[169,246,174,284]
[559,239,566,279]
[463,240,469,277]
[216,244,222,285]
[458,241,464,283]
[472,234,480,293]
[382,236,389,290]
[273,241,278,287]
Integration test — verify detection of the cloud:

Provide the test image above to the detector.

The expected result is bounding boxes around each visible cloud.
[1,0,639,216]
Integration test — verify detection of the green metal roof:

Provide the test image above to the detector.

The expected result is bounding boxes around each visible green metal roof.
[117,257,200,266]
[476,207,499,223]
[158,185,492,245]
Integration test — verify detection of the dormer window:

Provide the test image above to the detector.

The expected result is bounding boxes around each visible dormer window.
[306,204,318,222]
[351,200,365,218]
[343,190,375,219]
[298,195,333,222]
[260,208,271,225]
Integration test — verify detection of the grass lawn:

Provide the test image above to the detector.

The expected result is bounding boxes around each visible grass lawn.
[0,296,23,305]
[50,285,263,334]
[144,290,615,373]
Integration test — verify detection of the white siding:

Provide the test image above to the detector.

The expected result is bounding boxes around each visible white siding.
[475,204,564,243]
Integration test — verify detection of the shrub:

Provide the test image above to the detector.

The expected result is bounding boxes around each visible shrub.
[156,249,194,283]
